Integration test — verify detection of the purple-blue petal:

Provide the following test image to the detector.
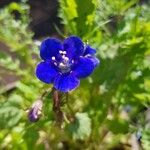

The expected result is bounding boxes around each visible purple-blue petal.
[63,36,84,59]
[88,56,100,67]
[84,45,96,56]
[40,38,62,60]
[28,109,38,122]
[54,73,80,92]
[73,57,97,78]
[36,62,58,84]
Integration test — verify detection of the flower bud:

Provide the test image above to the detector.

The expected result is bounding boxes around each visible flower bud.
[28,100,43,122]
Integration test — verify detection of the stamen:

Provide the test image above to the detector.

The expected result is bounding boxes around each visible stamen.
[62,55,66,59]
[54,62,57,66]
[59,50,63,54]
[64,57,69,61]
[72,60,74,63]
[59,62,65,67]
[52,56,56,60]
[62,51,66,55]
[57,51,72,73]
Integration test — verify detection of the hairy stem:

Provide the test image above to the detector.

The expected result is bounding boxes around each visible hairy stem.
[52,88,63,128]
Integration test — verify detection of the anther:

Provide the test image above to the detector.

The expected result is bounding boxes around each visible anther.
[62,55,66,59]
[62,51,66,55]
[64,57,69,61]
[59,50,63,54]
[52,56,56,60]
[54,62,57,66]
[59,62,65,67]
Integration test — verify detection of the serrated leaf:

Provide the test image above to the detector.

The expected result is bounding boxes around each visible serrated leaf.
[0,105,23,129]
[8,94,24,106]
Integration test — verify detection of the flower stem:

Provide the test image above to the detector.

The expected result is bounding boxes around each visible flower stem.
[52,88,63,128]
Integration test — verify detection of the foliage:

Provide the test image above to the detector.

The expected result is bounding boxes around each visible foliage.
[0,0,150,149]
[142,128,150,150]
[66,112,91,140]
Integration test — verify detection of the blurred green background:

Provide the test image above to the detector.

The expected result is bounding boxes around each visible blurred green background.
[0,0,150,149]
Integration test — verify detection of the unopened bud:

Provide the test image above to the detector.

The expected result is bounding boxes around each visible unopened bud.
[28,100,43,122]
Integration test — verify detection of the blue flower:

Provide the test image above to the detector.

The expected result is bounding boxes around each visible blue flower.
[36,36,99,92]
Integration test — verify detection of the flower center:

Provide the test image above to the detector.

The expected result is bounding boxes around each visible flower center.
[58,55,71,73]
[51,50,74,73]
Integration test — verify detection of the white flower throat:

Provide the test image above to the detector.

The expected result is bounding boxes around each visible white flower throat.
[51,50,74,73]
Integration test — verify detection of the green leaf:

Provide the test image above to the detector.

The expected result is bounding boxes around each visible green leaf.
[107,118,129,134]
[0,94,23,129]
[59,0,96,37]
[23,126,40,150]
[0,105,23,129]
[142,128,150,150]
[66,112,91,140]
